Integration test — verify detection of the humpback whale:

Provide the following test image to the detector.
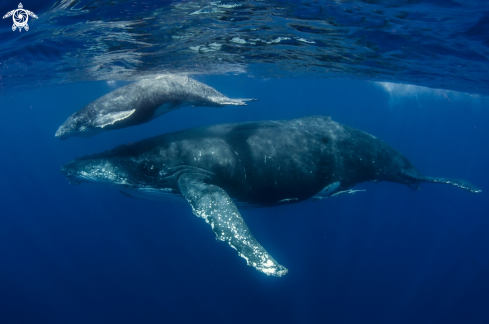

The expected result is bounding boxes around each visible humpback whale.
[61,116,481,276]
[55,75,254,140]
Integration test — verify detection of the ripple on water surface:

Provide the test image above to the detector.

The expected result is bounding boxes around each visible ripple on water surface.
[0,0,488,94]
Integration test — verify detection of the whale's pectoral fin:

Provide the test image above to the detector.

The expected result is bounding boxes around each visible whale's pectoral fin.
[92,109,136,128]
[217,98,257,106]
[177,174,288,277]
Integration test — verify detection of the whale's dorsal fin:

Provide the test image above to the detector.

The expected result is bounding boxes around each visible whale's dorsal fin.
[92,109,136,128]
[177,174,288,277]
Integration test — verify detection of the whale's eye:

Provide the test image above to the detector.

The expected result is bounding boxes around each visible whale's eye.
[140,162,159,177]
[322,137,329,144]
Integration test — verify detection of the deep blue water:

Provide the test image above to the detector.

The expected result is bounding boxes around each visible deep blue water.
[1,77,488,323]
[1,0,489,323]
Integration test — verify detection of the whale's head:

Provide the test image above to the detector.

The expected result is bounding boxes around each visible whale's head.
[56,108,137,140]
[60,146,154,188]
[55,112,103,140]
[61,156,131,186]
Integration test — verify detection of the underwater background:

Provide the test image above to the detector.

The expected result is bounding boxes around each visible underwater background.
[1,1,489,323]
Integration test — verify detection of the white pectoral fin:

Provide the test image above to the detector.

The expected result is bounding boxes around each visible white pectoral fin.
[177,174,288,277]
[92,109,136,128]
[217,98,257,106]
[239,98,258,102]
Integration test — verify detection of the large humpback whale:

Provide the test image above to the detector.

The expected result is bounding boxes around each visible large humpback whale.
[55,74,254,139]
[61,116,481,276]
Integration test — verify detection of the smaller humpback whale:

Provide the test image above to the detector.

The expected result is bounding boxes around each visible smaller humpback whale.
[60,116,481,276]
[55,74,254,139]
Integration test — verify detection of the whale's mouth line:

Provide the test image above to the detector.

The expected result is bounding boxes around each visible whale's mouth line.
[63,172,101,185]
[55,127,65,139]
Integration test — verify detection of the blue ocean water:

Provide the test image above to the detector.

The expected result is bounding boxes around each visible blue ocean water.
[1,1,489,324]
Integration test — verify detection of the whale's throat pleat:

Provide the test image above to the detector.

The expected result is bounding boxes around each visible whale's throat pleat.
[119,187,186,203]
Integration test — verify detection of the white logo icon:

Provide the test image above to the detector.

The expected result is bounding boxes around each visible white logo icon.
[3,3,37,32]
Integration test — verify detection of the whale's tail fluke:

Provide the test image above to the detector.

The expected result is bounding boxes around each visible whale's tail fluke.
[415,176,481,194]
[401,169,481,194]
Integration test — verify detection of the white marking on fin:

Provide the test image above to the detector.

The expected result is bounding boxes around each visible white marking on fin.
[94,109,136,128]
[315,181,340,198]
[216,98,255,106]
[278,198,298,203]
[330,189,365,197]
[312,196,327,200]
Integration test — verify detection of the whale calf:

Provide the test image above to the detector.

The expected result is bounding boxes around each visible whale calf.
[61,116,481,276]
[55,74,254,139]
